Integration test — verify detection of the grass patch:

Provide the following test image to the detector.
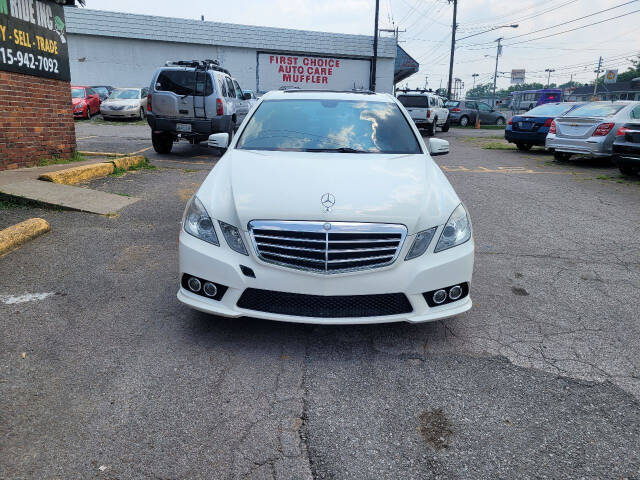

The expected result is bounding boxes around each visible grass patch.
[452,124,506,130]
[109,158,156,178]
[38,151,86,167]
[90,116,147,126]
[0,198,22,209]
[115,192,131,197]
[482,142,517,150]
[183,168,198,173]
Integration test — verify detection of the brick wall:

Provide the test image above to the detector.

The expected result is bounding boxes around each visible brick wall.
[0,71,77,171]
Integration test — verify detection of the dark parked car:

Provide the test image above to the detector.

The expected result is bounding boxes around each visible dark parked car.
[505,102,583,151]
[612,121,640,176]
[445,100,478,127]
[90,85,114,101]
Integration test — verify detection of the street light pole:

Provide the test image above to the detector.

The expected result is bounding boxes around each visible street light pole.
[446,0,458,100]
[492,38,502,108]
[545,68,555,88]
[371,0,380,92]
[472,73,479,89]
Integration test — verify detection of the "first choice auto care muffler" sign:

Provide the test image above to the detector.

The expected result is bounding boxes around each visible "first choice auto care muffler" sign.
[0,0,70,81]
[257,52,370,92]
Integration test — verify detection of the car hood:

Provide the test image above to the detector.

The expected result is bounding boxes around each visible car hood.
[102,99,139,106]
[72,98,84,105]
[197,149,461,235]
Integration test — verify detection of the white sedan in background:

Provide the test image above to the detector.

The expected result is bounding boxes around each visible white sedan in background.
[178,90,474,324]
[100,87,148,120]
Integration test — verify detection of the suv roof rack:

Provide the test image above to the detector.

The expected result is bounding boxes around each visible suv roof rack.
[164,59,231,75]
[282,88,376,94]
[396,88,434,94]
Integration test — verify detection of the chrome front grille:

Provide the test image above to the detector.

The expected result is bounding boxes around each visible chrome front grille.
[248,221,407,273]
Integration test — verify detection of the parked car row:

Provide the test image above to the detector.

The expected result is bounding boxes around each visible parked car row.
[444,100,507,126]
[504,100,640,176]
[70,85,148,120]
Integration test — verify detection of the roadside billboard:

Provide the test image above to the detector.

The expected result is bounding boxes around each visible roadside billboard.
[257,52,370,92]
[0,0,70,81]
[604,69,618,84]
[511,69,525,85]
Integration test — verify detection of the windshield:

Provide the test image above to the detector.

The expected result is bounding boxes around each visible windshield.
[526,103,574,116]
[93,87,109,96]
[568,103,625,117]
[110,89,140,100]
[236,99,421,154]
[397,95,428,108]
[445,101,460,108]
[71,88,84,99]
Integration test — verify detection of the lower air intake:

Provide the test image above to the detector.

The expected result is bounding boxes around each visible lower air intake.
[237,288,413,318]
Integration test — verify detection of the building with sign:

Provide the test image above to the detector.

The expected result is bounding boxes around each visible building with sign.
[62,8,416,95]
[0,0,76,171]
[565,79,640,102]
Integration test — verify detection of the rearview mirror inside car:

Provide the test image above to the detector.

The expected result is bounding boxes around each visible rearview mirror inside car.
[242,93,252,100]
[208,132,230,149]
[429,138,449,156]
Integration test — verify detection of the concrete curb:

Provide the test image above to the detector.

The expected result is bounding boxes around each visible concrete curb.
[0,218,51,257]
[77,151,126,157]
[112,155,147,170]
[39,162,115,184]
[37,156,148,185]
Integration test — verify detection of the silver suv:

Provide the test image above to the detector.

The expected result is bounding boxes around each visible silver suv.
[147,60,251,153]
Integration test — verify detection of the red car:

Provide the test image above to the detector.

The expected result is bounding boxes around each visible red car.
[71,86,101,119]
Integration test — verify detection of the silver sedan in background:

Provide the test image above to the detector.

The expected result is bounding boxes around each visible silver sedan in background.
[100,87,149,120]
[546,101,640,161]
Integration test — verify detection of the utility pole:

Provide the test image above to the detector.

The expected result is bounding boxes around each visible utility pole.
[424,75,429,89]
[545,68,555,88]
[472,73,479,90]
[492,38,502,108]
[371,0,380,92]
[593,56,602,97]
[446,0,457,100]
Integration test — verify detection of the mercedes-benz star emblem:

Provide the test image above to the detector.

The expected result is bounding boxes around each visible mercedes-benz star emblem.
[323,222,331,231]
[321,193,335,212]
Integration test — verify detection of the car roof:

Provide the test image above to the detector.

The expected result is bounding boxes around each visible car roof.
[397,92,433,96]
[262,90,395,102]
[112,87,142,90]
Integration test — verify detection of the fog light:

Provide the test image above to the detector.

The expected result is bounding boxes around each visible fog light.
[433,289,447,304]
[202,282,218,298]
[449,285,462,300]
[187,276,201,292]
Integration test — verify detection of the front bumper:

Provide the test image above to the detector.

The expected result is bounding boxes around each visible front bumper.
[73,107,86,117]
[101,108,139,118]
[147,114,233,137]
[177,229,474,324]
[545,134,611,157]
[505,129,547,145]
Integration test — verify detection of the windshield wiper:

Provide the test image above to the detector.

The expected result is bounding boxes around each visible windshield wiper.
[302,147,369,153]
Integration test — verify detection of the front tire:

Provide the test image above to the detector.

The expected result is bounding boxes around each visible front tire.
[441,117,450,132]
[86,108,91,120]
[516,142,532,151]
[139,107,145,120]
[554,151,572,161]
[619,165,637,176]
[459,115,469,127]
[152,132,174,154]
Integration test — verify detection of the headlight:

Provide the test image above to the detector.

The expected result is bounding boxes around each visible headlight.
[434,203,471,253]
[183,196,219,246]
[218,221,248,255]
[405,226,437,260]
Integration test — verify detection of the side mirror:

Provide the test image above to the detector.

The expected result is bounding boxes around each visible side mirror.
[242,92,252,100]
[208,132,229,149]
[428,138,449,156]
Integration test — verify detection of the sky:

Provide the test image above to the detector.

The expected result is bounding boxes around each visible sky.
[81,0,640,94]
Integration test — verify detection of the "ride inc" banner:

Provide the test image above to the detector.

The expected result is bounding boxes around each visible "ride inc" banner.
[257,52,370,92]
[0,0,70,81]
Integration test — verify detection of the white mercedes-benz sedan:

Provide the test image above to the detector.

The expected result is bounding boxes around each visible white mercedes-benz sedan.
[177,90,474,324]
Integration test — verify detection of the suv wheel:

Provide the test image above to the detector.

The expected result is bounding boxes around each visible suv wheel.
[554,151,572,161]
[441,117,450,132]
[152,132,174,154]
[459,115,469,127]
[426,120,435,137]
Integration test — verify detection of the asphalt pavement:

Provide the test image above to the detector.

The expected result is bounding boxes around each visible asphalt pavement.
[1,120,639,479]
